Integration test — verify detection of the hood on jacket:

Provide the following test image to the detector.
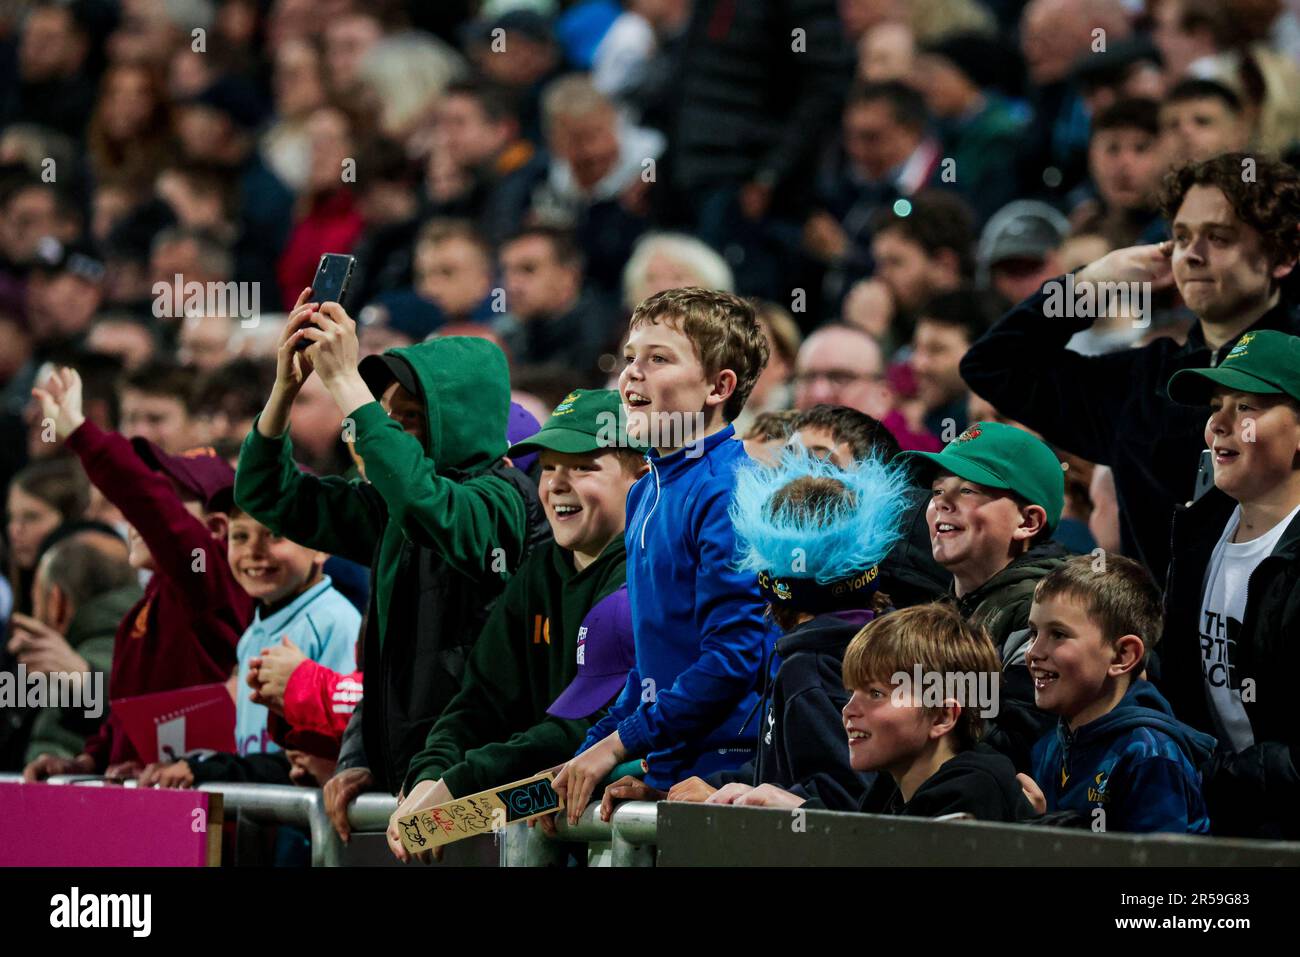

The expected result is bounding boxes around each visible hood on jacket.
[369,336,511,474]
[1065,678,1216,768]
[774,610,873,660]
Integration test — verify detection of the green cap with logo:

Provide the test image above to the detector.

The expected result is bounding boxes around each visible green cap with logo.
[899,421,1066,531]
[1167,330,1300,406]
[506,389,647,457]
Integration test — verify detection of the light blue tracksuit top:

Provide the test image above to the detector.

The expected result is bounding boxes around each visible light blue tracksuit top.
[235,575,361,756]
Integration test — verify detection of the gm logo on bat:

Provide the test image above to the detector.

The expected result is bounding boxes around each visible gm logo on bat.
[496,780,560,822]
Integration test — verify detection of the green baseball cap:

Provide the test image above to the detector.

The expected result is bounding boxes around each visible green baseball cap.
[1167,330,1300,406]
[899,421,1066,531]
[506,389,647,457]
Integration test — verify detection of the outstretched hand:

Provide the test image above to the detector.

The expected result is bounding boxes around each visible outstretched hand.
[30,367,86,443]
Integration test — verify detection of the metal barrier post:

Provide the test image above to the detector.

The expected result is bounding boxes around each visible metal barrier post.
[609,802,658,867]
[193,782,342,867]
[548,801,658,867]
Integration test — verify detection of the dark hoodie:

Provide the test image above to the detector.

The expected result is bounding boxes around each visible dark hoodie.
[879,488,953,609]
[235,338,552,792]
[954,538,1071,773]
[710,611,877,811]
[806,743,1036,822]
[1031,679,1215,834]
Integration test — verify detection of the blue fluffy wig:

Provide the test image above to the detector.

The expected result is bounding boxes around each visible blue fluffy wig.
[729,443,913,585]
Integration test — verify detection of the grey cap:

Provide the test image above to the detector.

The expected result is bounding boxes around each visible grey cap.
[977,201,1070,283]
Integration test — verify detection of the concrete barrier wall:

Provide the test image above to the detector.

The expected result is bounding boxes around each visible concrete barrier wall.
[656,803,1300,867]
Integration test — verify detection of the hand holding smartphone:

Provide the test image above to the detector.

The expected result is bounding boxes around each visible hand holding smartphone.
[296,253,356,350]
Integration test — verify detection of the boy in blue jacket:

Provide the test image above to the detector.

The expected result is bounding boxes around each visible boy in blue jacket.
[552,287,773,823]
[1020,555,1215,833]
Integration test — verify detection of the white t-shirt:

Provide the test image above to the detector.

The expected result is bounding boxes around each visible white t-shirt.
[1199,502,1300,751]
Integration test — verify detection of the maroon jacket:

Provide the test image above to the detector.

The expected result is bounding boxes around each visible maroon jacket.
[65,421,254,769]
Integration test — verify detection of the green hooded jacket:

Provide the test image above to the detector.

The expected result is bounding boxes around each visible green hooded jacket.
[235,337,551,791]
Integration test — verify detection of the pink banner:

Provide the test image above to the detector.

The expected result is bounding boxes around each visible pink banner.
[0,782,217,866]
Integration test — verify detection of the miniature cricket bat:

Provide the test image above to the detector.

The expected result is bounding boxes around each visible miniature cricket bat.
[397,771,564,852]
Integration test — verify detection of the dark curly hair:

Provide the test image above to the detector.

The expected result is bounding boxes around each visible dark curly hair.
[1158,153,1300,268]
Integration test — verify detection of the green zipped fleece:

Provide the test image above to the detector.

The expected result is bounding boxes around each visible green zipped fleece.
[403,537,627,797]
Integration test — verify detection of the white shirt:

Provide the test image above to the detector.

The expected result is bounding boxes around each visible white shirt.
[1199,502,1300,751]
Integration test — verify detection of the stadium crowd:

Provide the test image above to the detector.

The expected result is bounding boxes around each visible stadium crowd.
[2,0,1300,862]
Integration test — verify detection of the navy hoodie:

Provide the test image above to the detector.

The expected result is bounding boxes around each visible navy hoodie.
[1031,679,1215,834]
[579,424,775,789]
[710,610,878,810]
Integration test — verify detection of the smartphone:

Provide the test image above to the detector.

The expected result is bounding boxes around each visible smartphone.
[311,253,355,306]
[1191,448,1215,503]
[298,253,356,349]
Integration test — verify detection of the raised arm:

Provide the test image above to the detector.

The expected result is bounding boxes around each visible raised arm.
[959,244,1175,465]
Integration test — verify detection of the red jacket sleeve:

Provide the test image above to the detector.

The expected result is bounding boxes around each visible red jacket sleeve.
[282,659,363,739]
[64,421,243,614]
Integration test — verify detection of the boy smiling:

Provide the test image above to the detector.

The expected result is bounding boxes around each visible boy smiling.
[553,288,773,822]
[386,390,642,861]
[1021,556,1214,834]
[138,506,362,787]
[1162,329,1300,838]
[707,603,1035,822]
[899,422,1069,769]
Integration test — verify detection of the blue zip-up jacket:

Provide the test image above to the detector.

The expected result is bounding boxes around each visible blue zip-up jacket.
[1031,679,1215,834]
[580,426,774,789]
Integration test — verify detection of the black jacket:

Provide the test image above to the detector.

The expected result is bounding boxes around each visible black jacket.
[960,279,1300,586]
[711,612,877,810]
[806,744,1036,822]
[879,488,953,610]
[1159,488,1300,839]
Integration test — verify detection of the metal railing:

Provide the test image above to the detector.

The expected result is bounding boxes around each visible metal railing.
[0,773,658,866]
